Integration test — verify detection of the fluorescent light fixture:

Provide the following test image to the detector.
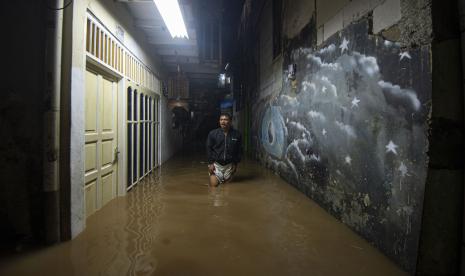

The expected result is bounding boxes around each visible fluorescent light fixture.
[153,0,189,39]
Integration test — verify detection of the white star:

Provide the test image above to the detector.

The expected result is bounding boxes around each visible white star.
[399,51,411,61]
[340,38,349,54]
[345,155,352,165]
[322,129,327,136]
[310,154,321,162]
[398,162,409,177]
[351,97,360,108]
[385,140,399,155]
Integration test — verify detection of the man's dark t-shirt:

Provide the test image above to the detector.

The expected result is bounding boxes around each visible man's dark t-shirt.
[206,128,242,165]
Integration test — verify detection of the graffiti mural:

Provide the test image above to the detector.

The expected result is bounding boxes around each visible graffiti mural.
[260,106,287,158]
[252,20,431,272]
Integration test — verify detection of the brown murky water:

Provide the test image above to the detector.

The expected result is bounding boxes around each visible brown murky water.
[0,154,407,276]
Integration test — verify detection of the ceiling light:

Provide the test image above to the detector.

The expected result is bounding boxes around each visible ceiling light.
[153,0,189,39]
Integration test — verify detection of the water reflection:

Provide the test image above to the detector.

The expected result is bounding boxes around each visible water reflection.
[123,176,162,275]
[67,173,164,276]
[208,185,230,207]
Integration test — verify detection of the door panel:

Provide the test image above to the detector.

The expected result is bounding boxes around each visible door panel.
[85,181,97,217]
[84,69,118,218]
[85,143,97,172]
[85,73,98,132]
[101,172,113,205]
[102,78,114,131]
[85,70,99,217]
[101,140,113,165]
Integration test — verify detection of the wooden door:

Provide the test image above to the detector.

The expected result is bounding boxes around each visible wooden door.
[84,69,118,217]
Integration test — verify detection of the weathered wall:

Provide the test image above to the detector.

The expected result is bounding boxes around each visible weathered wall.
[242,0,439,273]
[1,1,47,246]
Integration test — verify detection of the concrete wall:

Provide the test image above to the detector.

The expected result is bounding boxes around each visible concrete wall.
[63,0,182,237]
[258,1,284,102]
[416,1,464,275]
[1,1,47,245]
[238,0,463,273]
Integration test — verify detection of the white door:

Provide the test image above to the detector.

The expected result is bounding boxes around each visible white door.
[84,69,118,217]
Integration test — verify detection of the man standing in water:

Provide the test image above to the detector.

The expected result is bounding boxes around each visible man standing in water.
[206,113,242,187]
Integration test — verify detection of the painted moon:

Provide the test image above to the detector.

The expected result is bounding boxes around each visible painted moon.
[261,106,286,159]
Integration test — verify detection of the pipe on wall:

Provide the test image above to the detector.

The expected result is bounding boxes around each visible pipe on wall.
[459,0,465,274]
[43,0,64,244]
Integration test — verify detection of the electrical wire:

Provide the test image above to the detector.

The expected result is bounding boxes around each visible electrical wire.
[45,0,73,11]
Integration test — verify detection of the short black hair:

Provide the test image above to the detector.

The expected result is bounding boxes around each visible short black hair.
[219,113,232,120]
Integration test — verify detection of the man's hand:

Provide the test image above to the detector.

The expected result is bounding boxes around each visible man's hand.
[208,164,215,174]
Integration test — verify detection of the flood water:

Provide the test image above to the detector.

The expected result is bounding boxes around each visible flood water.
[0,154,406,276]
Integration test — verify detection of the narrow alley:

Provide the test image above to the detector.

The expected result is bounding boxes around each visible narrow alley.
[1,0,464,275]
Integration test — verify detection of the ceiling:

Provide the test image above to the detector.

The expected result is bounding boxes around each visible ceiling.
[117,0,221,89]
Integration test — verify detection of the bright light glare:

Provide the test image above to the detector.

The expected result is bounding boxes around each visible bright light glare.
[153,0,189,39]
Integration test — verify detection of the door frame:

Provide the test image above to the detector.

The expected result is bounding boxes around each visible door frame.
[86,57,126,200]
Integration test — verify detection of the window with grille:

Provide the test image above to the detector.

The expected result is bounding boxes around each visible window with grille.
[126,87,160,190]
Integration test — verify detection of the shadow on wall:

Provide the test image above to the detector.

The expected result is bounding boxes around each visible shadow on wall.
[252,19,431,273]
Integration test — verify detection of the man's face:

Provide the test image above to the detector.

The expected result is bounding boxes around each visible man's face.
[219,115,231,130]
